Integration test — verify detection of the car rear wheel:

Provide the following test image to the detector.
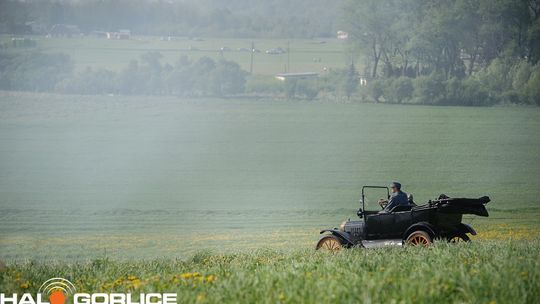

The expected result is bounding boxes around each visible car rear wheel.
[448,234,470,243]
[316,235,342,251]
[405,230,432,246]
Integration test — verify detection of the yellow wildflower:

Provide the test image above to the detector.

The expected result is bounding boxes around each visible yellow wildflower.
[180,272,201,280]
[180,273,193,279]
[196,294,205,302]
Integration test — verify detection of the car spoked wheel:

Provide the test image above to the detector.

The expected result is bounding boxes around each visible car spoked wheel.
[316,235,342,251]
[406,231,432,246]
[448,234,470,243]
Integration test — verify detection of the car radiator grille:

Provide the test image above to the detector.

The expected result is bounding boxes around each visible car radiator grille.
[350,227,362,237]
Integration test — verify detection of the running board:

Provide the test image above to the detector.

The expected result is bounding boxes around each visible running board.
[361,239,403,248]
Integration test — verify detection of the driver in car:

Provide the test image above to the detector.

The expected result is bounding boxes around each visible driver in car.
[379,181,408,212]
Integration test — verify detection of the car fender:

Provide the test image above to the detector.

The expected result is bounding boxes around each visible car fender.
[402,222,437,240]
[457,223,477,236]
[320,229,354,246]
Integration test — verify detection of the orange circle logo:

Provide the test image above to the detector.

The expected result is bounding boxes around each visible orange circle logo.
[49,290,66,304]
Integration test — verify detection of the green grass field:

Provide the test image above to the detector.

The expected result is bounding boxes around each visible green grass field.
[0,91,539,261]
[1,35,348,75]
[0,91,539,303]
[1,241,539,303]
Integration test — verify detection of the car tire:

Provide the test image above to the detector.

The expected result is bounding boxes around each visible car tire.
[405,230,432,246]
[316,235,342,251]
[447,234,470,243]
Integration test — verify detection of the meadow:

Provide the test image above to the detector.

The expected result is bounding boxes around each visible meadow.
[1,241,539,303]
[0,91,539,260]
[1,35,348,75]
[1,91,539,302]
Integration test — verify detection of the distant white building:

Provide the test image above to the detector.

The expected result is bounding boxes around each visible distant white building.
[106,29,131,40]
[337,30,349,40]
[275,72,318,81]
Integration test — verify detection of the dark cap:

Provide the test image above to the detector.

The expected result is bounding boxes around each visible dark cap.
[390,181,401,189]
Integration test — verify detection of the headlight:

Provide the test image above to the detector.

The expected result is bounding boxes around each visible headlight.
[339,221,347,231]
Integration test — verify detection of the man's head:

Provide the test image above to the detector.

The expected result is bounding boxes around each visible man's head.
[390,181,401,193]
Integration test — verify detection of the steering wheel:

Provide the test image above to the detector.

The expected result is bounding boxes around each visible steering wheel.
[378,199,388,210]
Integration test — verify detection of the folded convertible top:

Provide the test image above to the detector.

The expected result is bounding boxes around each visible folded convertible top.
[435,196,491,217]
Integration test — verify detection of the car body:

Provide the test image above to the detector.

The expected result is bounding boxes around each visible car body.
[316,186,490,249]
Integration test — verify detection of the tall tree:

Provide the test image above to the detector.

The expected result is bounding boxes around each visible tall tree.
[343,0,398,78]
[343,62,360,99]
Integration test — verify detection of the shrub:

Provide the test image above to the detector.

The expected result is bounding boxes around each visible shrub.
[500,90,526,105]
[343,63,359,99]
[525,66,540,105]
[295,79,319,100]
[319,69,343,94]
[368,79,385,102]
[209,60,247,96]
[383,77,414,103]
[412,73,446,105]
[284,78,297,99]
[444,77,465,105]
[245,75,283,95]
[476,58,514,96]
[0,51,73,92]
[56,67,117,95]
[461,77,494,106]
[511,60,533,91]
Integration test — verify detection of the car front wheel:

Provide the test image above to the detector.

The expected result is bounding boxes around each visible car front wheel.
[316,235,342,251]
[405,230,432,246]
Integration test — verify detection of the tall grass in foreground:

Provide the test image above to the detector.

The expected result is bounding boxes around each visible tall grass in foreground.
[1,240,539,303]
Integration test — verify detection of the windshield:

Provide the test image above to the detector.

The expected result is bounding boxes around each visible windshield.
[362,187,390,212]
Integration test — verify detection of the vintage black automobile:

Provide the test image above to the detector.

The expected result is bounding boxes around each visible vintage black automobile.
[316,186,490,250]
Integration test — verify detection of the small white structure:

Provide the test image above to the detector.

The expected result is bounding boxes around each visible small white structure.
[275,72,318,81]
[106,29,131,40]
[337,30,349,40]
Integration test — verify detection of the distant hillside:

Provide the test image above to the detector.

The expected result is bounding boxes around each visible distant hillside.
[191,0,343,37]
[0,0,343,38]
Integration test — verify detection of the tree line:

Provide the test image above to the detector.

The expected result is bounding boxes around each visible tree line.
[0,0,341,38]
[0,51,248,97]
[343,0,540,105]
[0,49,358,100]
[1,49,539,105]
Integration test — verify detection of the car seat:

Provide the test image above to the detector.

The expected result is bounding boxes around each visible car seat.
[408,194,417,206]
[390,204,413,212]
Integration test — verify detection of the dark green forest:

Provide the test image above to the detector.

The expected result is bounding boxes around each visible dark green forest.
[343,0,540,105]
